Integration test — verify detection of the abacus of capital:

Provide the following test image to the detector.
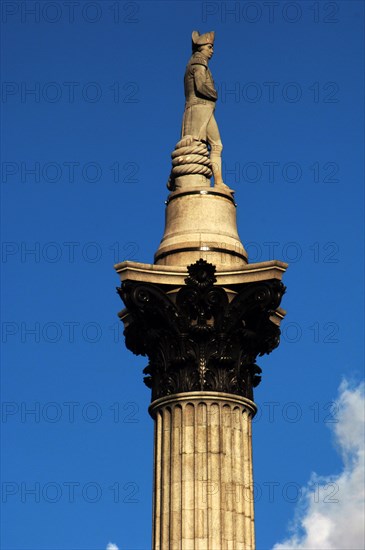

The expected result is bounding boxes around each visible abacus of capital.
[115,31,287,550]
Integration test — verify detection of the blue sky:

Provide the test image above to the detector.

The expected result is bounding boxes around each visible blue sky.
[1,1,364,549]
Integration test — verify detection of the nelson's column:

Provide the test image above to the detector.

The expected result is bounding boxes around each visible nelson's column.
[115,31,287,550]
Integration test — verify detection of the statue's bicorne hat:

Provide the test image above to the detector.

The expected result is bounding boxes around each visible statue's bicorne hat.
[192,31,215,47]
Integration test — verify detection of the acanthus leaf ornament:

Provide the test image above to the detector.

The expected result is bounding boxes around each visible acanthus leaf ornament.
[117,260,286,401]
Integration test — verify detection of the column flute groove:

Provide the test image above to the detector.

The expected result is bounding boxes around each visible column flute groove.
[248,415,255,549]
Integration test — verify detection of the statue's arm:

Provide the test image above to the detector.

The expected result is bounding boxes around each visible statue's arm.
[192,65,217,101]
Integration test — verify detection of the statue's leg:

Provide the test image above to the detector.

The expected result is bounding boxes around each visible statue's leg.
[207,115,224,185]
[182,105,209,143]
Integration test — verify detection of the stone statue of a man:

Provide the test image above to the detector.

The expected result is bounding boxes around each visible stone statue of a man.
[181,31,225,187]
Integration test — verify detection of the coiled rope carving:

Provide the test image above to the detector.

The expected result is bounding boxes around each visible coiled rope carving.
[167,136,213,190]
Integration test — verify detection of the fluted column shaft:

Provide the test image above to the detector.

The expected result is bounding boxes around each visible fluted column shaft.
[149,392,257,550]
